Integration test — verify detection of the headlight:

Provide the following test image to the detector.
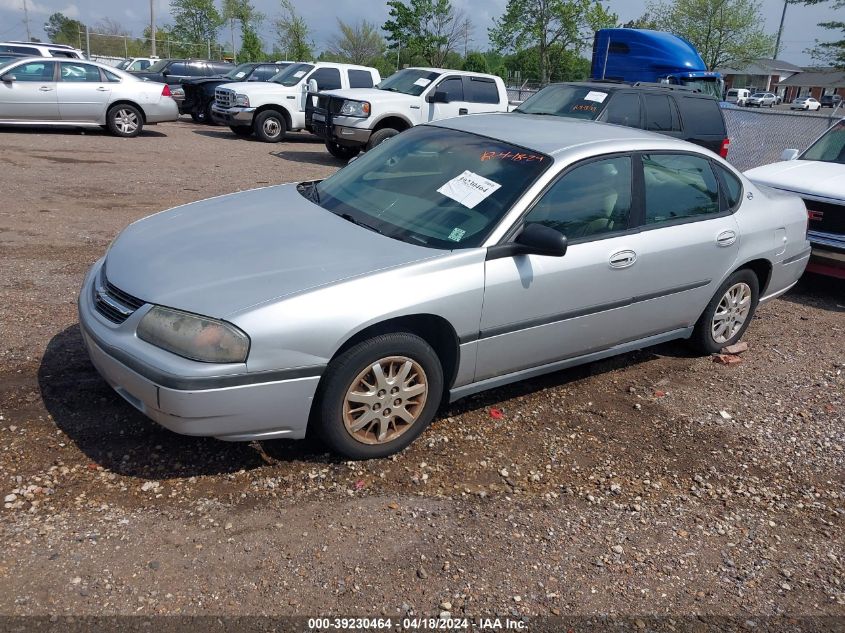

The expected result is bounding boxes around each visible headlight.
[137,306,249,363]
[234,93,250,107]
[340,100,370,117]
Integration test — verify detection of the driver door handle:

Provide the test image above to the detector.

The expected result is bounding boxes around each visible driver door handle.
[609,250,637,269]
[716,230,737,247]
[96,86,109,91]
[459,107,468,115]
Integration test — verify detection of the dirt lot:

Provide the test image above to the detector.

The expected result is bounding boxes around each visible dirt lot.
[0,120,843,624]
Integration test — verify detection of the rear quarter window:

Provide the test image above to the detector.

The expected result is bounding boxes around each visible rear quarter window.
[643,94,680,132]
[714,164,743,210]
[677,96,726,136]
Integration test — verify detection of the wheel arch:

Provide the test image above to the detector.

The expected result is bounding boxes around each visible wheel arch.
[372,115,412,133]
[736,258,773,296]
[254,103,292,129]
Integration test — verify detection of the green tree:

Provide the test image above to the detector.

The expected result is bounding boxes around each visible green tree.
[44,12,85,48]
[328,19,385,65]
[383,0,470,67]
[275,0,312,61]
[170,0,223,51]
[638,0,774,68]
[224,0,265,62]
[462,51,489,72]
[489,0,616,84]
[799,0,844,66]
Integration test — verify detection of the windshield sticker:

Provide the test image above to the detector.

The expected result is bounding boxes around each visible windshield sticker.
[571,103,598,113]
[584,91,608,103]
[481,150,544,163]
[448,227,466,242]
[414,77,432,87]
[235,71,246,78]
[437,170,502,209]
[293,70,306,78]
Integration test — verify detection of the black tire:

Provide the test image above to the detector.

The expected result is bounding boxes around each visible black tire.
[325,141,361,161]
[314,333,444,459]
[106,104,143,138]
[253,109,286,143]
[190,111,202,122]
[366,127,399,151]
[690,269,759,355]
[229,125,252,137]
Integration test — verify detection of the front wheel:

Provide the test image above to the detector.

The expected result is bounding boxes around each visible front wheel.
[325,141,360,161]
[254,110,286,142]
[314,333,444,459]
[106,104,143,138]
[366,127,399,151]
[690,270,759,355]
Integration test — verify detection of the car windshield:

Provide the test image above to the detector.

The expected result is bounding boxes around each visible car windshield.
[271,62,314,86]
[0,58,17,70]
[376,69,441,96]
[115,60,130,70]
[308,126,550,249]
[145,59,171,73]
[225,63,254,80]
[751,93,766,98]
[514,85,609,120]
[678,77,723,100]
[801,120,845,164]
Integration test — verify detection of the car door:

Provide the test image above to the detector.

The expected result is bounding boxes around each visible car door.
[627,151,740,334]
[0,60,58,120]
[477,154,646,381]
[57,61,111,122]
[427,75,467,121]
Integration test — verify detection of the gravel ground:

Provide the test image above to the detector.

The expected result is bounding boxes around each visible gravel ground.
[0,120,843,623]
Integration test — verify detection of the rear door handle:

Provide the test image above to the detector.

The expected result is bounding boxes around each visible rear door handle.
[459,107,468,115]
[609,250,637,269]
[39,86,54,91]
[96,86,109,91]
[716,230,737,247]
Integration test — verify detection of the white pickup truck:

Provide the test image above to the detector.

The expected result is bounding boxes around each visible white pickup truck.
[306,67,512,159]
[211,62,381,142]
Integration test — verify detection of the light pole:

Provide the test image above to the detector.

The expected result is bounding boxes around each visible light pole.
[150,0,157,57]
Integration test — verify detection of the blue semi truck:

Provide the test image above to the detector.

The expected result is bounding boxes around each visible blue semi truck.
[591,28,724,100]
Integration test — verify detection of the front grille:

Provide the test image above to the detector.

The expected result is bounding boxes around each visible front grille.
[803,199,844,236]
[94,272,145,324]
[215,88,234,108]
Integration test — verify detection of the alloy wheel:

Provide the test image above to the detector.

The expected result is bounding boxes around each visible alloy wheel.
[115,109,138,135]
[342,356,428,445]
[711,282,752,344]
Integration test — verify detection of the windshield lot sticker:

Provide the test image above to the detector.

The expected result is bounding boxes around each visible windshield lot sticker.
[572,103,598,113]
[584,91,608,103]
[293,71,306,78]
[414,77,432,87]
[437,171,502,209]
[448,227,466,242]
[481,150,544,163]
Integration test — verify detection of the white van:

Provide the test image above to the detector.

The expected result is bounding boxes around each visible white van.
[726,88,750,106]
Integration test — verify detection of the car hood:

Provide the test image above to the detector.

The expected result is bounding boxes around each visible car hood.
[219,81,292,95]
[321,87,420,105]
[744,160,845,201]
[104,184,440,318]
[181,76,228,86]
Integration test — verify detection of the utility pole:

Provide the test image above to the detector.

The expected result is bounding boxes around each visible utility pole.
[463,19,468,58]
[231,17,236,62]
[150,0,157,57]
[774,0,788,59]
[85,25,90,58]
[22,0,32,41]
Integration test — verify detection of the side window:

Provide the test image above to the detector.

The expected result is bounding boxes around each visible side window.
[348,69,374,88]
[643,94,680,132]
[103,69,122,82]
[714,163,743,210]
[642,153,720,224]
[8,61,55,81]
[167,62,187,75]
[59,62,102,82]
[311,67,342,90]
[9,45,40,55]
[466,78,499,104]
[524,156,633,239]
[436,77,464,102]
[603,92,641,128]
[677,96,725,136]
[187,63,207,76]
[251,65,277,81]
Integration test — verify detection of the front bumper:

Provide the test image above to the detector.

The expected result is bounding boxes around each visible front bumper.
[77,263,320,441]
[807,230,845,279]
[142,97,179,124]
[211,104,255,126]
[310,113,373,147]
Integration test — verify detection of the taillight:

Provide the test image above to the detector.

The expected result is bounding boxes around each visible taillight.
[161,85,171,97]
[719,138,730,158]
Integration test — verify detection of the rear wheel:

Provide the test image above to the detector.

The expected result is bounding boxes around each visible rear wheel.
[106,104,143,138]
[314,333,444,459]
[366,127,399,151]
[690,269,759,355]
[229,125,252,137]
[325,141,360,161]
[254,110,286,142]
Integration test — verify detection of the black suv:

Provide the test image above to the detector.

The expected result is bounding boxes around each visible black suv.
[515,81,730,158]
[820,94,842,108]
[130,58,234,85]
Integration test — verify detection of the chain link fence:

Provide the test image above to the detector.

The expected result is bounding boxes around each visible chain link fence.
[722,105,842,172]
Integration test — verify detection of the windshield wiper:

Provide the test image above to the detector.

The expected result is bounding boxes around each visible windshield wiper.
[297,181,321,204]
[338,213,385,236]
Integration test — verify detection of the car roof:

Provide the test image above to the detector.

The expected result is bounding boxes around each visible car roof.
[407,66,499,79]
[431,112,694,157]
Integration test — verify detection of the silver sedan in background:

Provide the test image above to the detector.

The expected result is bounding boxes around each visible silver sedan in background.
[79,115,810,458]
[0,57,177,137]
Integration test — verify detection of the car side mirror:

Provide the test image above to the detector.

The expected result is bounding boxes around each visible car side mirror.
[426,90,449,104]
[1,73,16,82]
[486,223,568,261]
[781,148,800,161]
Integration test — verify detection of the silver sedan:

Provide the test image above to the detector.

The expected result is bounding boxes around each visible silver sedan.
[0,57,177,137]
[78,114,810,458]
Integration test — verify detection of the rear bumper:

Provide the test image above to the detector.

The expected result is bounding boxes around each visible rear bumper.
[211,104,255,126]
[143,98,179,124]
[808,231,845,279]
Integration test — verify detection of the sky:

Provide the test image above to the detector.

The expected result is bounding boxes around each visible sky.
[0,0,840,67]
